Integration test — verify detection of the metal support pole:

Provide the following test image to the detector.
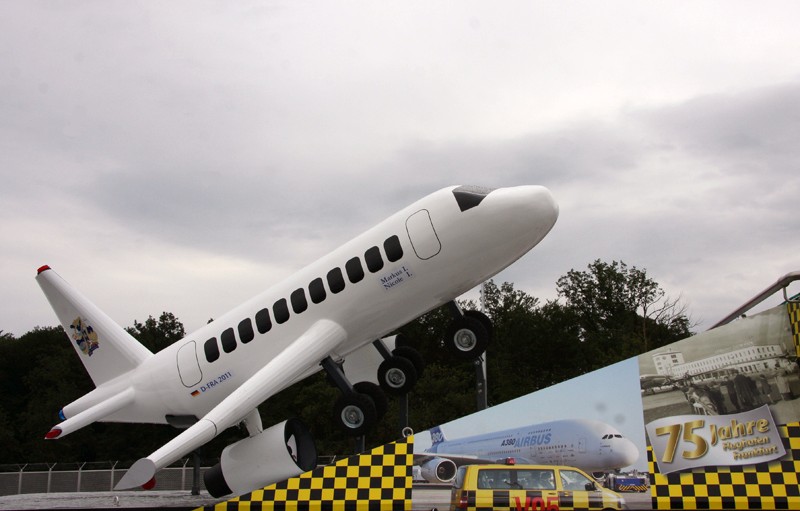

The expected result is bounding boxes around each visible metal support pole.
[17,464,25,495]
[475,356,487,411]
[77,462,85,493]
[320,356,353,393]
[354,436,366,454]
[192,450,201,495]
[110,461,117,491]
[398,393,409,431]
[47,463,54,494]
[372,339,393,360]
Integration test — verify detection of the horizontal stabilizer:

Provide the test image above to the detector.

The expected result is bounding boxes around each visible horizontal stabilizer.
[36,266,152,386]
[115,318,347,490]
[46,388,135,439]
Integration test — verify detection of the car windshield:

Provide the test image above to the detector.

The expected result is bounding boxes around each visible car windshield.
[560,469,594,491]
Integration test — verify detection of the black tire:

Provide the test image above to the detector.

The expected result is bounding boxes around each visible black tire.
[392,345,425,378]
[377,356,418,396]
[464,309,493,342]
[333,392,377,436]
[394,333,410,348]
[444,315,489,360]
[353,381,388,419]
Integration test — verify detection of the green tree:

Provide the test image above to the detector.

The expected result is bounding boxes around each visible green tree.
[126,312,186,352]
[556,259,693,369]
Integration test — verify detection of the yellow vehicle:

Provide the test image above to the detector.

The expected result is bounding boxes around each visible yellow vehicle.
[450,462,626,511]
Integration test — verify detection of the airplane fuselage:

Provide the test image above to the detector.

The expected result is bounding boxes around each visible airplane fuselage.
[60,185,559,428]
[427,419,639,473]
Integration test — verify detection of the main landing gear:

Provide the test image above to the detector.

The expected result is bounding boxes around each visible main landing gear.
[322,301,492,437]
[321,337,425,437]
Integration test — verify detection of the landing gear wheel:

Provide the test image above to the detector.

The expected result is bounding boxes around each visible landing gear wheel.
[444,315,489,360]
[377,356,418,396]
[464,310,493,342]
[333,392,377,437]
[392,346,425,378]
[353,381,388,419]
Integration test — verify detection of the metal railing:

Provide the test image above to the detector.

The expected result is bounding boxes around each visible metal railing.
[708,271,800,330]
[0,460,205,496]
[0,456,339,496]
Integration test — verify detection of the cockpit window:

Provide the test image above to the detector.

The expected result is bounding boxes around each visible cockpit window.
[452,185,496,212]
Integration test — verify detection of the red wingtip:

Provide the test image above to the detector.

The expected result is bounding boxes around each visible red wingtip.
[45,427,62,439]
[141,477,156,490]
[37,265,51,275]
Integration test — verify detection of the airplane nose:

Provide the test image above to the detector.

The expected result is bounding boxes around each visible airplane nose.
[532,186,559,230]
[509,185,559,237]
[616,439,640,468]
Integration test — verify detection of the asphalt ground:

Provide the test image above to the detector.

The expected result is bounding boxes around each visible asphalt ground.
[0,488,653,510]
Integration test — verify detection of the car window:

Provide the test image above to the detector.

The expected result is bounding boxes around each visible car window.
[477,469,513,489]
[560,469,595,491]
[454,466,467,489]
[525,469,555,490]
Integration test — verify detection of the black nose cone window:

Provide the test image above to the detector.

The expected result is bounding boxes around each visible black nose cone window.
[452,185,496,212]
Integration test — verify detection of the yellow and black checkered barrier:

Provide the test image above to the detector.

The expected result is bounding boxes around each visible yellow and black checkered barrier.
[199,436,413,511]
[648,423,800,509]
[458,488,624,511]
[788,301,800,357]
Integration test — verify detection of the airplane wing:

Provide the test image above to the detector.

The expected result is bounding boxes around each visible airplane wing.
[115,318,347,490]
[414,452,531,465]
[415,452,485,465]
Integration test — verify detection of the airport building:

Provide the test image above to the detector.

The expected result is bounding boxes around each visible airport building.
[653,350,685,376]
[660,344,787,380]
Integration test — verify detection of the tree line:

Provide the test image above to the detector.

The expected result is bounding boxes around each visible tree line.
[0,260,693,466]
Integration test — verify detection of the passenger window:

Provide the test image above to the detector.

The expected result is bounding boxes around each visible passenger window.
[384,235,403,262]
[221,328,237,353]
[238,318,254,344]
[309,277,326,304]
[291,288,308,314]
[204,337,220,363]
[255,307,272,334]
[345,257,364,283]
[364,246,384,273]
[327,267,345,294]
[274,298,290,324]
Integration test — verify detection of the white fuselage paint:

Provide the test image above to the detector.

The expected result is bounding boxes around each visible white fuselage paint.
[61,185,558,429]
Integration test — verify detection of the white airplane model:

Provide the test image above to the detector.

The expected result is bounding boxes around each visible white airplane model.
[36,185,558,497]
[416,419,639,483]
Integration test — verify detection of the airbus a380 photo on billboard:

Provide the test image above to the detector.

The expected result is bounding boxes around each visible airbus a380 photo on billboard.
[415,419,640,483]
[35,184,558,498]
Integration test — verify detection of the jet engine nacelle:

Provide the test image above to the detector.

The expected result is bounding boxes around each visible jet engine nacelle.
[204,418,316,498]
[419,457,457,483]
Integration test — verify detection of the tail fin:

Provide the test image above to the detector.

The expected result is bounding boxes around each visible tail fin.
[35,266,152,386]
[430,425,447,447]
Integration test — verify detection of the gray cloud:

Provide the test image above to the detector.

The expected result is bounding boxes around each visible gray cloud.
[3,2,800,336]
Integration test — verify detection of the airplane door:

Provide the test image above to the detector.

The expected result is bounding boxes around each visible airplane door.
[406,209,441,260]
[578,437,586,453]
[177,341,203,387]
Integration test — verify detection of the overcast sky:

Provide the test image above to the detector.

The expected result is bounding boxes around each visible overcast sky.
[2,1,799,340]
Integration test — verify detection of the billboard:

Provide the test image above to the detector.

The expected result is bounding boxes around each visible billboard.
[202,301,800,510]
